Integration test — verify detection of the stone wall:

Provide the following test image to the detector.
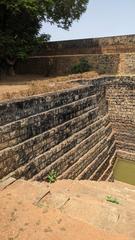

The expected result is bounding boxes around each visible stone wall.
[118,53,135,74]
[16,34,135,76]
[33,34,135,56]
[1,76,135,182]
[0,79,116,181]
[16,54,119,75]
[106,76,135,162]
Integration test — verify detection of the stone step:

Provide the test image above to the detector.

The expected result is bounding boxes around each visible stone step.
[117,149,135,161]
[48,179,135,204]
[57,128,113,181]
[0,177,17,190]
[114,132,135,145]
[0,85,97,126]
[0,106,99,156]
[1,178,134,240]
[74,132,115,180]
[0,106,100,179]
[89,153,114,181]
[90,141,116,181]
[2,177,135,207]
[98,150,117,181]
[116,140,135,153]
[0,94,97,151]
[58,143,106,180]
[32,123,111,181]
[111,122,135,135]
[2,177,135,205]
[13,115,108,180]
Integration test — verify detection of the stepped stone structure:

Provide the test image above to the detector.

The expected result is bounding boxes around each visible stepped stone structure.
[16,34,135,75]
[1,34,135,240]
[0,76,135,182]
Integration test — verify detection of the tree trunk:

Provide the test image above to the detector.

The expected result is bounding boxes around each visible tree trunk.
[6,58,16,76]
[8,65,15,76]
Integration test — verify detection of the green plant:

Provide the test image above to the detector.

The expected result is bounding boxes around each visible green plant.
[47,170,57,183]
[106,195,120,204]
[71,58,91,74]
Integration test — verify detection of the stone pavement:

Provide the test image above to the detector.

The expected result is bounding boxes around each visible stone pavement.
[0,178,135,240]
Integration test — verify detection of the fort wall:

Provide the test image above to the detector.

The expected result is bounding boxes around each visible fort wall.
[16,34,135,75]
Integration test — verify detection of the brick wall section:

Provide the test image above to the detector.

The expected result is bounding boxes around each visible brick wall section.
[118,53,135,74]
[0,79,116,181]
[33,34,135,56]
[16,34,135,76]
[106,76,135,162]
[16,54,120,75]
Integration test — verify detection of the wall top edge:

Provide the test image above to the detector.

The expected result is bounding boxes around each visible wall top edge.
[48,34,135,44]
[0,76,135,106]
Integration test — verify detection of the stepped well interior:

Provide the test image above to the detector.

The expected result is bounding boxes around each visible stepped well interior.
[0,76,135,182]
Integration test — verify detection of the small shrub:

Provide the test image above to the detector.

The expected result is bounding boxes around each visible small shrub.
[47,170,57,183]
[71,58,91,74]
[106,195,120,204]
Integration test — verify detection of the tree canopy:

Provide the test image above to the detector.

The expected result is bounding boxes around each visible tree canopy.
[0,0,89,74]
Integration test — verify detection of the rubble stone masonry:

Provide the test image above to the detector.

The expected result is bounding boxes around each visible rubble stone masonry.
[0,76,134,181]
[16,34,135,75]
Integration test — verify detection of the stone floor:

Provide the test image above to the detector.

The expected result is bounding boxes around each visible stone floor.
[0,178,135,240]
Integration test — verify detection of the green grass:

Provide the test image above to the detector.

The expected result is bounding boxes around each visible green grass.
[47,170,57,183]
[106,195,120,204]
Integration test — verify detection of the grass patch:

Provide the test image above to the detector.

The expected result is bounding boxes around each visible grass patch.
[106,195,120,204]
[47,170,57,183]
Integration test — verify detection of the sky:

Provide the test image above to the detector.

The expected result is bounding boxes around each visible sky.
[41,0,135,42]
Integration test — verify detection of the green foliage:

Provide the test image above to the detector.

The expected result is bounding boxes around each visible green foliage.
[0,1,50,61]
[45,0,89,30]
[47,170,57,183]
[106,196,120,205]
[0,0,89,74]
[71,58,91,74]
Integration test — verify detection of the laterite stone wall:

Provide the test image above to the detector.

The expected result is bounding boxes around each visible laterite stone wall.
[0,76,134,182]
[0,78,116,181]
[16,34,135,75]
[106,76,135,161]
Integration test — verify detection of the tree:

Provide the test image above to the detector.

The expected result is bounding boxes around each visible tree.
[0,0,89,75]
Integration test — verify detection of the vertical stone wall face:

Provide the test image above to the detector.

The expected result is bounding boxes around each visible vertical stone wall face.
[106,77,135,161]
[16,54,120,75]
[16,34,135,76]
[118,53,135,74]
[0,80,116,181]
[32,35,135,56]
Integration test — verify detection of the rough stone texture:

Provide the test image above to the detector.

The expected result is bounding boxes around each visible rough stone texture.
[16,54,120,75]
[0,76,135,181]
[118,53,135,74]
[16,34,135,75]
[32,34,135,56]
[0,78,117,181]
[106,76,135,162]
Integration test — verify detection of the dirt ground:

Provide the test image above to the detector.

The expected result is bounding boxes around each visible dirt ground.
[0,71,99,101]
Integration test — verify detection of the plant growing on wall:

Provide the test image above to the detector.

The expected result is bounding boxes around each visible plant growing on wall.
[47,170,57,183]
[0,0,89,76]
[70,58,91,74]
